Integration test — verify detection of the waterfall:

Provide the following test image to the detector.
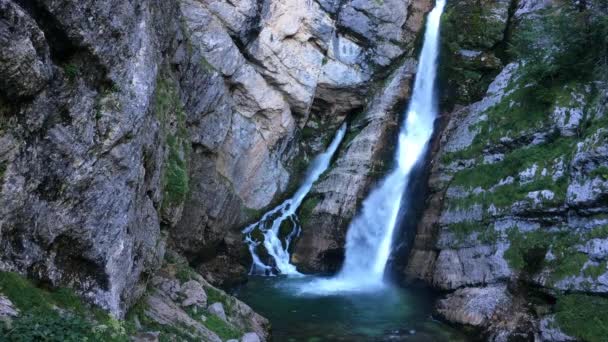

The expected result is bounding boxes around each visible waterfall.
[303,0,446,293]
[243,124,347,275]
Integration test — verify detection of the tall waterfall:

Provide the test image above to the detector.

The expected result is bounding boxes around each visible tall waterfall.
[305,0,446,293]
[243,124,347,276]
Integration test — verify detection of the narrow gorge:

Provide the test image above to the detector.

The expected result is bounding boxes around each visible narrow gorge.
[0,0,607,341]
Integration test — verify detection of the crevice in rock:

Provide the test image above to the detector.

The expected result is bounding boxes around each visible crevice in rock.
[46,235,110,291]
[13,0,113,90]
[13,0,78,65]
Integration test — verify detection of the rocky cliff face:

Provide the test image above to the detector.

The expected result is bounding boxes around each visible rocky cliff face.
[406,0,608,340]
[0,0,432,325]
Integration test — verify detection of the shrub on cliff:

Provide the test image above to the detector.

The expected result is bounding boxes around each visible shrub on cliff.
[510,6,608,86]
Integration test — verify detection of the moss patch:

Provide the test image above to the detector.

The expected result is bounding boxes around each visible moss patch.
[504,225,608,283]
[203,315,241,340]
[155,75,191,213]
[555,294,608,342]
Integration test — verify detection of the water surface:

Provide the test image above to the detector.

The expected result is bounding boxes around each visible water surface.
[232,276,471,342]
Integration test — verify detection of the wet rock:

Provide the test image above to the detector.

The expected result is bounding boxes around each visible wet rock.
[515,0,554,18]
[293,60,417,273]
[170,0,300,278]
[196,254,249,287]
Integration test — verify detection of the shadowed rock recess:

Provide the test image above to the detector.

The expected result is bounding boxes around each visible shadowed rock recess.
[1,0,607,340]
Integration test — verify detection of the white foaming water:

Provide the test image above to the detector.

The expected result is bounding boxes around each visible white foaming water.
[301,0,446,294]
[243,124,347,276]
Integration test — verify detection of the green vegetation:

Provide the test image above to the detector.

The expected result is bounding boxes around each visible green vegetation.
[155,75,192,212]
[163,135,190,206]
[0,272,128,341]
[444,135,573,218]
[297,196,320,227]
[199,57,216,73]
[127,256,243,341]
[203,315,241,340]
[439,1,506,105]
[126,298,196,342]
[555,294,608,342]
[583,261,607,280]
[510,7,608,88]
[63,63,79,81]
[504,224,608,283]
[590,166,608,180]
[446,220,500,245]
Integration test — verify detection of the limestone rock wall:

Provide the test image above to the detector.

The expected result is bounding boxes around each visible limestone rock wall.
[0,0,434,317]
[406,0,608,339]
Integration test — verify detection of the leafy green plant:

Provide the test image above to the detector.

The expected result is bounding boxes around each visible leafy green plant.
[0,272,128,342]
[510,7,608,88]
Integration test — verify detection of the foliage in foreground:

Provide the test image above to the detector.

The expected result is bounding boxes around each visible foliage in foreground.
[0,272,129,341]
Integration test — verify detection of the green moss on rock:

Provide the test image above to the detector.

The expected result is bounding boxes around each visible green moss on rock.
[555,294,608,342]
[154,74,192,214]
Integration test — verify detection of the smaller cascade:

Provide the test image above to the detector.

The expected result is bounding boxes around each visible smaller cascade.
[243,124,347,276]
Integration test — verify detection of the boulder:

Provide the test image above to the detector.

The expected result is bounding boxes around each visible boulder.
[180,280,207,308]
[241,332,261,342]
[436,285,510,326]
[208,302,227,321]
[0,294,18,318]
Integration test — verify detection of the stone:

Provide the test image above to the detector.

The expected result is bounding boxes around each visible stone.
[436,285,510,326]
[405,3,608,340]
[180,280,207,308]
[432,244,511,290]
[539,315,575,342]
[208,302,227,321]
[292,60,417,273]
[131,332,160,342]
[0,294,18,318]
[241,332,261,342]
[0,0,173,317]
[144,291,222,342]
[152,276,182,301]
[0,0,52,98]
